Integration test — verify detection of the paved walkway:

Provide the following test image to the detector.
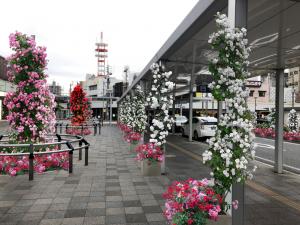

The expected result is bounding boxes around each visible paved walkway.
[0,126,169,225]
[1,125,300,225]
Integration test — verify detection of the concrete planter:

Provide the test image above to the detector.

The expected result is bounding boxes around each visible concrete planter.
[129,142,139,153]
[141,160,161,176]
[207,215,231,225]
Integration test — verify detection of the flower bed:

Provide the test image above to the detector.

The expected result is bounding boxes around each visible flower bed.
[163,178,222,225]
[124,132,142,144]
[0,150,68,176]
[253,128,300,142]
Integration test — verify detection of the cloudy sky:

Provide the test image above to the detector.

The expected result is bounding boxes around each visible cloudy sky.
[0,0,198,93]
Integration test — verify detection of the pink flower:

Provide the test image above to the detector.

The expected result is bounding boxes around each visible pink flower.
[232,200,239,210]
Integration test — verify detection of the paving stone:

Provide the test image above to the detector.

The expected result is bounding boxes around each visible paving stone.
[123,200,141,207]
[44,210,65,219]
[125,207,143,214]
[145,213,165,222]
[39,218,63,225]
[87,202,105,208]
[64,209,86,218]
[106,201,123,208]
[22,212,45,221]
[106,207,125,215]
[83,216,105,225]
[85,208,105,217]
[68,202,87,209]
[142,206,162,213]
[126,213,147,223]
[34,198,53,205]
[49,203,69,211]
[62,217,84,225]
[105,215,126,224]
[28,204,50,212]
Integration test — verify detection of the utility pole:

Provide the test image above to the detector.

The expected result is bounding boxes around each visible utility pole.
[123,66,129,93]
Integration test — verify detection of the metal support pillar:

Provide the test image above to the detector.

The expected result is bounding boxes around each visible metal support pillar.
[189,43,197,142]
[275,70,284,173]
[110,92,113,126]
[28,144,34,181]
[217,101,222,121]
[172,83,176,135]
[274,0,285,174]
[229,0,248,225]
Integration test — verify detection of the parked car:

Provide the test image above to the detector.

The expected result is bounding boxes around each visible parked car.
[181,116,217,140]
[174,115,188,132]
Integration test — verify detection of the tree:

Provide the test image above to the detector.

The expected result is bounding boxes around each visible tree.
[4,32,56,143]
[70,84,92,125]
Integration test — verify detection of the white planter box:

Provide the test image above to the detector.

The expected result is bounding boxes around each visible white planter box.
[141,160,161,176]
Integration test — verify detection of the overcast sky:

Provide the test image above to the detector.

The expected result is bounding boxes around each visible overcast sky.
[0,0,198,93]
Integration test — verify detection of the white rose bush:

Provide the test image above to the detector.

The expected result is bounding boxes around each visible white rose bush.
[147,63,174,147]
[135,63,174,164]
[202,13,256,198]
[288,109,299,132]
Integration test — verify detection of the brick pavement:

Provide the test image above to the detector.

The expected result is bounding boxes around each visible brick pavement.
[0,125,169,225]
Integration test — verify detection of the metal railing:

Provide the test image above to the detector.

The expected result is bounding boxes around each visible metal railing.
[0,134,90,181]
[55,121,101,135]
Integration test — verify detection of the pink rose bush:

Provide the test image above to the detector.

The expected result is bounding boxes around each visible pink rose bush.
[4,32,56,143]
[135,142,163,163]
[163,178,222,225]
[0,32,68,176]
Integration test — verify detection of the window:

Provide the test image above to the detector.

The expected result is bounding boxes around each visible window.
[258,91,266,97]
[249,90,254,97]
[192,118,199,124]
[89,85,97,91]
[294,71,298,74]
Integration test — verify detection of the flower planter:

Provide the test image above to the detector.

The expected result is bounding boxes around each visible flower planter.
[207,215,231,225]
[130,142,139,153]
[141,160,161,176]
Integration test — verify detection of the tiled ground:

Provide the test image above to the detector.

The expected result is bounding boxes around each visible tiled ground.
[1,125,300,225]
[0,125,169,225]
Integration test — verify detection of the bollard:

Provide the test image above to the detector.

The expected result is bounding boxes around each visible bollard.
[56,134,62,150]
[29,144,34,181]
[78,140,82,160]
[60,123,62,134]
[82,139,89,166]
[66,142,74,174]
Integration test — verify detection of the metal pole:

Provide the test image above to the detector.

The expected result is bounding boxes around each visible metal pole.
[229,1,248,225]
[110,92,113,126]
[189,43,197,142]
[217,101,222,121]
[29,144,34,181]
[275,0,284,174]
[79,140,82,160]
[66,142,74,174]
[172,83,176,134]
[254,97,257,112]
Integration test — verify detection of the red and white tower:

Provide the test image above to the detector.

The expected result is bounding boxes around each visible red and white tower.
[95,32,108,77]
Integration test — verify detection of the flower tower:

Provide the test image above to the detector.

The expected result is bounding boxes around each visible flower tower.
[288,109,299,132]
[70,84,92,126]
[202,13,256,196]
[4,32,56,143]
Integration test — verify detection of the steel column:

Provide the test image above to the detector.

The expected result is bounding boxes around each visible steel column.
[172,83,176,135]
[189,43,197,142]
[229,0,248,225]
[217,101,222,121]
[274,0,285,174]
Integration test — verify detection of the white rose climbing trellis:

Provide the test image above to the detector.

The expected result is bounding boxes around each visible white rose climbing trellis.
[202,13,256,195]
[147,63,174,146]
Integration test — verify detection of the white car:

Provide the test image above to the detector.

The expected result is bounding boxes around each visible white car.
[182,116,218,140]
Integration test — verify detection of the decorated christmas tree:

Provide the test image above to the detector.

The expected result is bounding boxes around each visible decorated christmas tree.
[4,32,56,143]
[70,84,92,126]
